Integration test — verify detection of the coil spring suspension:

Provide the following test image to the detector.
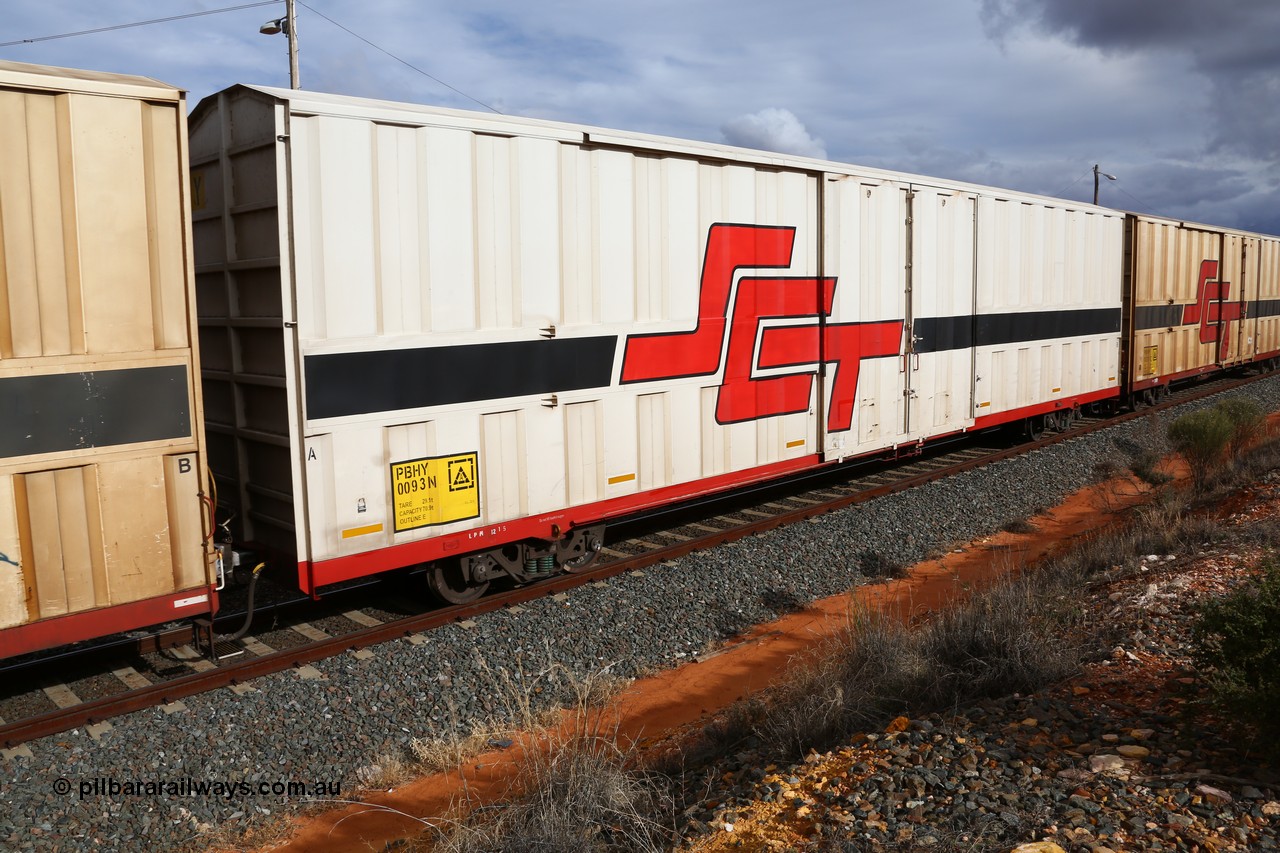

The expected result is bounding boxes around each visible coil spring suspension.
[524,554,557,574]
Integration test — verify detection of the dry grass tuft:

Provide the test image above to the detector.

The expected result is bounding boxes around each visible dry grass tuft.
[744,562,1092,762]
[422,668,673,852]
[1000,516,1037,534]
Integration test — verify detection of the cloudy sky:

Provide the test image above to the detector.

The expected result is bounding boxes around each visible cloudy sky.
[4,1,1278,234]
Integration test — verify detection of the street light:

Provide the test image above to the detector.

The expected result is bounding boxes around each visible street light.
[1093,163,1117,205]
[259,0,299,89]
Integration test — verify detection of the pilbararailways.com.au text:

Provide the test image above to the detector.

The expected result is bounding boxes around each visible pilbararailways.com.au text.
[53,776,341,800]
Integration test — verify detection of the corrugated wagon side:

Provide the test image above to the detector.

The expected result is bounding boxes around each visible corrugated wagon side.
[0,61,215,657]
[1124,213,1280,403]
[188,85,844,602]
[188,83,1125,605]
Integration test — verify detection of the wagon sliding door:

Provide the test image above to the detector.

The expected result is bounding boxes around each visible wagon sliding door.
[904,186,976,442]
[1255,237,1280,361]
[1219,232,1249,367]
[820,176,909,461]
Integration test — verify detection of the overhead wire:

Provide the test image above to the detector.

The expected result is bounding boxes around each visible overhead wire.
[1050,168,1093,200]
[1111,183,1160,216]
[2,2,502,115]
[297,2,502,114]
[1051,163,1164,217]
[0,2,279,48]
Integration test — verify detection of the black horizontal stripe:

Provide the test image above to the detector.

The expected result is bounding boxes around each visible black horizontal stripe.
[914,308,1121,353]
[1249,299,1280,319]
[976,307,1120,347]
[0,365,191,458]
[305,336,619,420]
[911,316,973,353]
[1135,305,1186,330]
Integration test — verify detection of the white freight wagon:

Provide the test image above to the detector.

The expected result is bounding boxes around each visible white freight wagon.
[188,85,1122,602]
[0,61,213,657]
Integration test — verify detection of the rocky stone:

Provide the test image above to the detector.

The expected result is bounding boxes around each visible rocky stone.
[1196,783,1232,804]
[1089,754,1127,774]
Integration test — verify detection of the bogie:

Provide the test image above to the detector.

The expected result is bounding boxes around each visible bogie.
[426,526,607,604]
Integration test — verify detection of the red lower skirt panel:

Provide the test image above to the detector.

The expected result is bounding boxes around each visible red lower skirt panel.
[1132,349,1280,392]
[301,454,823,593]
[971,387,1120,431]
[1137,365,1219,389]
[0,587,217,658]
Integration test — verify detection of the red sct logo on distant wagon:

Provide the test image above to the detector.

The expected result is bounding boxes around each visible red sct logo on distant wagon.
[1182,259,1243,357]
[619,224,903,432]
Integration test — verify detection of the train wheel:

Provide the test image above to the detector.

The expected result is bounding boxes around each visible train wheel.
[426,559,489,605]
[561,549,598,573]
[1025,415,1046,440]
[559,525,605,574]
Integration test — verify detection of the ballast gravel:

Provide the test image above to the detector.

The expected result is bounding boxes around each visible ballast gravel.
[3,378,1279,852]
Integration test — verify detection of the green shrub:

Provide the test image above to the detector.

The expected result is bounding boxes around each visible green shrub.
[1217,397,1266,458]
[1167,407,1233,489]
[1192,560,1280,748]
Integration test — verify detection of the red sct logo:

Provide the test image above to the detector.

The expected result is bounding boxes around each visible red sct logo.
[1182,259,1243,357]
[619,224,903,432]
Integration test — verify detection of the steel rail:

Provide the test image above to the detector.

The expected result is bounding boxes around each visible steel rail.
[0,582,374,683]
[0,369,1264,748]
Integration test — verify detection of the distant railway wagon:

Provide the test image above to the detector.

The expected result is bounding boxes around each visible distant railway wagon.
[0,62,214,657]
[186,84,1122,604]
[3,58,1279,659]
[1123,213,1280,403]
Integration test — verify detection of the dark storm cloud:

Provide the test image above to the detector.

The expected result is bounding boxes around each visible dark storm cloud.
[981,0,1280,163]
[1129,162,1253,207]
[981,0,1272,54]
[4,2,1276,234]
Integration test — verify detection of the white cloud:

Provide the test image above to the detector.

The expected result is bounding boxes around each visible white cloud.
[721,108,826,159]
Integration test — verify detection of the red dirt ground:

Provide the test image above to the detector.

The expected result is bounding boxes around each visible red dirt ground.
[241,469,1163,853]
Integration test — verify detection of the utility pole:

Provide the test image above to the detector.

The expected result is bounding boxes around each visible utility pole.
[285,0,299,90]
[1093,164,1116,205]
[259,0,300,89]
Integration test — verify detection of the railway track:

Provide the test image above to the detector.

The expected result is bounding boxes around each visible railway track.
[0,369,1265,751]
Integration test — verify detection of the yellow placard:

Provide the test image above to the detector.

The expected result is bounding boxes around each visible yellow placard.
[1142,345,1159,376]
[390,452,480,532]
[190,170,207,211]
